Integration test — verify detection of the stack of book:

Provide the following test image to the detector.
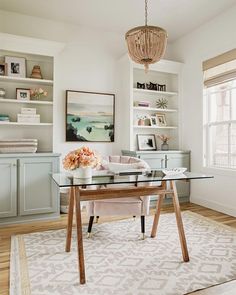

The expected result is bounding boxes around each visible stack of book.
[17,108,40,123]
[134,101,150,107]
[0,139,38,153]
[0,114,10,123]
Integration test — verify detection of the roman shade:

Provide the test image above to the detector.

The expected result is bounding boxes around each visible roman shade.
[203,48,236,88]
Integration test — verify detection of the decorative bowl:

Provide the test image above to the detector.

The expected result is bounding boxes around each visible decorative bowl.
[162,167,187,176]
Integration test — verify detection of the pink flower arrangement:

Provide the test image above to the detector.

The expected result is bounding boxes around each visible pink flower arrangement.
[30,88,48,99]
[63,146,101,170]
[158,134,171,143]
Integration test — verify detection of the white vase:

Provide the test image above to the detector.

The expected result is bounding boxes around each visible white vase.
[73,167,92,179]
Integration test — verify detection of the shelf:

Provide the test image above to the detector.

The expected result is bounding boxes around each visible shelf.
[133,125,178,129]
[0,98,53,105]
[0,75,53,85]
[133,88,178,96]
[0,122,53,126]
[133,106,177,113]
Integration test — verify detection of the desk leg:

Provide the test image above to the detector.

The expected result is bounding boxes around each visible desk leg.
[75,188,86,284]
[65,187,75,252]
[170,180,189,262]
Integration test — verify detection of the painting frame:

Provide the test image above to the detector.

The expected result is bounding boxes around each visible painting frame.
[16,88,31,101]
[137,134,157,151]
[5,56,26,78]
[156,113,167,126]
[0,63,7,76]
[150,115,158,126]
[65,90,115,142]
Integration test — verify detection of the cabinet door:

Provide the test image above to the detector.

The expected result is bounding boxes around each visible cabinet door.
[0,158,17,218]
[19,157,58,216]
[166,153,190,198]
[139,154,165,169]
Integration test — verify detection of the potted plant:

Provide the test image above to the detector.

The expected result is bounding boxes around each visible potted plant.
[158,134,170,151]
[63,146,101,178]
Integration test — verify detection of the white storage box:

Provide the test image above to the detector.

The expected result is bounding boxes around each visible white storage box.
[17,114,40,123]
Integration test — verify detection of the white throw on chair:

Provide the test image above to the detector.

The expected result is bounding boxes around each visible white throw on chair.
[86,155,151,239]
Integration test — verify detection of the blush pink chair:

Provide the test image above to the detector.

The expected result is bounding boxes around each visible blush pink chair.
[86,156,151,239]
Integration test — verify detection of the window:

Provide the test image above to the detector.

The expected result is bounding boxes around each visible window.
[203,49,236,170]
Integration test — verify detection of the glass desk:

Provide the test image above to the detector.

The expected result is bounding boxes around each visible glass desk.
[51,171,213,284]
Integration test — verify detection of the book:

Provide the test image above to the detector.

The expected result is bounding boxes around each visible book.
[21,108,37,115]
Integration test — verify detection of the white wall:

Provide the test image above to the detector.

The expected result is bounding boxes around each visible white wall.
[171,4,236,216]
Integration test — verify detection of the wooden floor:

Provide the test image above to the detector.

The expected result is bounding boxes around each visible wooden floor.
[1,202,236,295]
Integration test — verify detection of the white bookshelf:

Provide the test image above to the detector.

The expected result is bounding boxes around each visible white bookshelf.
[116,55,183,152]
[0,49,54,152]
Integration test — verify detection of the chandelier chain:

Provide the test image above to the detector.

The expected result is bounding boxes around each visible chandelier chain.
[145,0,148,26]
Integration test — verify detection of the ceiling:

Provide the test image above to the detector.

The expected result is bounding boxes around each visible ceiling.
[1,0,236,42]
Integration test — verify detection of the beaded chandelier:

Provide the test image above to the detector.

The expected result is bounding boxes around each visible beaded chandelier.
[125,0,168,72]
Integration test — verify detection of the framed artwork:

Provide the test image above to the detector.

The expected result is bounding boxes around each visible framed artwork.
[5,56,26,78]
[137,134,157,151]
[16,88,30,101]
[150,116,158,126]
[0,63,7,76]
[66,90,115,142]
[156,113,167,126]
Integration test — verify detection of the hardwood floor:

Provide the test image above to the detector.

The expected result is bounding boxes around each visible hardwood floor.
[1,202,236,295]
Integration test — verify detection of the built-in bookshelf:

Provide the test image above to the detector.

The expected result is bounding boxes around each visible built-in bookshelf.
[0,49,54,152]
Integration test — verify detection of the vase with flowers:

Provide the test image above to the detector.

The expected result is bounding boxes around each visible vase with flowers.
[158,134,170,151]
[30,88,48,100]
[63,146,101,179]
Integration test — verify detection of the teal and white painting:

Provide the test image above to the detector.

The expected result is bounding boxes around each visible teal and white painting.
[66,91,115,142]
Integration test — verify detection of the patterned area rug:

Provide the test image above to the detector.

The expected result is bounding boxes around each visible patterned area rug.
[10,212,236,295]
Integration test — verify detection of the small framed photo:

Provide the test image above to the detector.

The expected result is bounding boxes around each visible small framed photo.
[137,134,157,151]
[16,88,30,101]
[5,56,26,78]
[156,114,167,126]
[150,116,158,126]
[0,63,7,76]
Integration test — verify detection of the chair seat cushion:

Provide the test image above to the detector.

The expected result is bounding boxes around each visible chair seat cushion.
[95,197,142,204]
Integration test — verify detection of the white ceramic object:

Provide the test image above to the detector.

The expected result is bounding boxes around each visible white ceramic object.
[162,167,187,176]
[73,167,92,179]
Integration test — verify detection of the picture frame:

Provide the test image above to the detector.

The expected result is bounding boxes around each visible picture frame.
[150,116,158,126]
[0,63,7,76]
[16,88,31,101]
[156,113,167,126]
[66,90,115,142]
[137,134,157,151]
[5,56,26,78]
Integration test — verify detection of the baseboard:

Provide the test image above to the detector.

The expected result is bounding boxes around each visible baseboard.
[191,196,236,217]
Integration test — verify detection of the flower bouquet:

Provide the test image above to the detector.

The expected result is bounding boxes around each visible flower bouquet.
[30,88,48,99]
[63,146,101,178]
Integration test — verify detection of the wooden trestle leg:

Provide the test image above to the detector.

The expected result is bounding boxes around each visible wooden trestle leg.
[65,187,75,252]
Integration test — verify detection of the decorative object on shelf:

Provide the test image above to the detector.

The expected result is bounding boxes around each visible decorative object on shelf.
[30,65,43,79]
[0,139,38,153]
[146,82,157,91]
[16,88,30,101]
[150,115,158,126]
[156,98,168,109]
[158,84,166,91]
[137,82,145,89]
[63,146,101,179]
[156,113,167,126]
[30,88,48,99]
[66,90,115,142]
[135,100,150,107]
[137,134,157,151]
[0,114,10,122]
[158,134,170,151]
[0,88,6,98]
[0,63,7,76]
[125,0,167,73]
[17,107,40,123]
[5,56,26,78]
[137,115,148,126]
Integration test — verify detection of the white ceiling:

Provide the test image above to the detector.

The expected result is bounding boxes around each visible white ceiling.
[1,0,236,42]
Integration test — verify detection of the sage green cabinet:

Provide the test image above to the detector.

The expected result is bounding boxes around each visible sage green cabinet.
[0,153,60,224]
[0,158,17,218]
[122,150,190,200]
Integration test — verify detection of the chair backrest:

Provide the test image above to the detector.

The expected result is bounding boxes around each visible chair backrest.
[100,155,149,170]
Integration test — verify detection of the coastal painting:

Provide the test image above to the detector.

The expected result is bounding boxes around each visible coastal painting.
[66,90,115,142]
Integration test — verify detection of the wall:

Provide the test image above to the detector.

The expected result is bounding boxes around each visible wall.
[171,4,236,216]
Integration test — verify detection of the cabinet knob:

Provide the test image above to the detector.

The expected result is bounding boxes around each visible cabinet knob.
[13,163,17,167]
